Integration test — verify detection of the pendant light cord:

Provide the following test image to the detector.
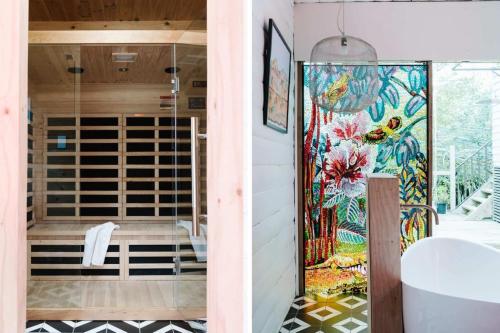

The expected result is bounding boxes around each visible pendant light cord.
[337,1,345,36]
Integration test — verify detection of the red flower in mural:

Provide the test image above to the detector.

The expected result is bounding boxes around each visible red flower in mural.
[327,112,369,143]
[325,141,372,198]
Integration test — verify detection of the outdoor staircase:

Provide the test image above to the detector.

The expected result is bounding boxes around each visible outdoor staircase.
[457,180,493,220]
[453,143,493,220]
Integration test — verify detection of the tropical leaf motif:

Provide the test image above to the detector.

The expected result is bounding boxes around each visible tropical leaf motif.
[400,167,417,202]
[402,209,426,244]
[380,66,397,79]
[409,69,423,93]
[337,229,366,244]
[349,80,361,96]
[353,66,367,80]
[405,95,426,117]
[337,197,361,225]
[381,83,400,109]
[373,138,394,172]
[367,96,385,122]
[400,65,415,72]
[394,132,420,167]
[415,153,428,202]
[323,192,345,208]
[337,217,366,236]
[400,211,412,242]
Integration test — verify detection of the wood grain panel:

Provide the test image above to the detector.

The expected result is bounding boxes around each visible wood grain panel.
[207,0,248,330]
[28,44,206,86]
[39,113,201,223]
[28,30,207,45]
[366,175,403,333]
[29,20,206,31]
[27,280,205,320]
[29,0,207,21]
[0,0,28,331]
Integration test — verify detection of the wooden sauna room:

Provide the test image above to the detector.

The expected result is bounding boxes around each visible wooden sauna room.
[26,0,207,320]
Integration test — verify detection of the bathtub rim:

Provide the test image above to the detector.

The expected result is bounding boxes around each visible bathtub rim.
[401,236,500,304]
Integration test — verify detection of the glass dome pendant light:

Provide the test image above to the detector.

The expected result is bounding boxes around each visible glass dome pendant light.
[309,1,379,114]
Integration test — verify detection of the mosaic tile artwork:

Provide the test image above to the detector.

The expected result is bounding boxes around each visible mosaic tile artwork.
[26,320,207,333]
[303,64,429,297]
[280,295,368,333]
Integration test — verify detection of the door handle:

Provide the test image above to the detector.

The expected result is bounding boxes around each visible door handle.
[190,117,206,237]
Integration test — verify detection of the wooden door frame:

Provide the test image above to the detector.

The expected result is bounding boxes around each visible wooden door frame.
[296,62,305,295]
[0,0,29,332]
[2,0,249,331]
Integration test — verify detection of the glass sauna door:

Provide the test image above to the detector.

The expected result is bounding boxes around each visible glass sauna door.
[173,44,208,316]
[27,44,84,310]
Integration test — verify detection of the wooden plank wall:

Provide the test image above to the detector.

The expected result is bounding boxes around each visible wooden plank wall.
[31,112,204,224]
[366,175,403,333]
[0,0,28,332]
[207,0,250,331]
[251,1,296,332]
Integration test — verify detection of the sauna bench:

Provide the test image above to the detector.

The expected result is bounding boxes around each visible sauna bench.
[27,223,206,281]
[27,223,186,241]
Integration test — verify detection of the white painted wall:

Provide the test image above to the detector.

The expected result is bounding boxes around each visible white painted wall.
[294,1,500,61]
[252,0,296,332]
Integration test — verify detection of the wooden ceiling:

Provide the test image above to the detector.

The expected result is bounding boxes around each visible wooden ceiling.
[28,44,206,85]
[29,0,207,21]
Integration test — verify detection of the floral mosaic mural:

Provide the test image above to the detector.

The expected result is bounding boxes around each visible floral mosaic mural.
[303,64,429,297]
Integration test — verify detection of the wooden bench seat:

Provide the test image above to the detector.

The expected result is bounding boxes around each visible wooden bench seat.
[27,223,206,282]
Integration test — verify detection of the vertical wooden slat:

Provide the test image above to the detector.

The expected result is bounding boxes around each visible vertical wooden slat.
[207,0,249,330]
[0,0,28,331]
[367,175,403,333]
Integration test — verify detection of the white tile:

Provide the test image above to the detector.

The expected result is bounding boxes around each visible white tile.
[307,306,341,321]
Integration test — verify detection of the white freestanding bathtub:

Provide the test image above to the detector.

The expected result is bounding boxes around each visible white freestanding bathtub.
[401,237,500,333]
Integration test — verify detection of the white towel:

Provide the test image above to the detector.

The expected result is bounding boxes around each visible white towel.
[82,225,101,267]
[178,220,207,262]
[82,222,120,267]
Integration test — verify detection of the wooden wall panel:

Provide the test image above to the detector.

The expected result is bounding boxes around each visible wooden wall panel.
[28,0,207,22]
[367,175,403,333]
[38,113,202,223]
[0,0,28,331]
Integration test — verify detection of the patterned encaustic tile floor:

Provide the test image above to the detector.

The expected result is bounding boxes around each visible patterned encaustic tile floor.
[26,320,207,333]
[279,293,368,333]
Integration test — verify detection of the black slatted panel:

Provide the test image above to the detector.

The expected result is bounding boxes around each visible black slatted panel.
[30,243,120,278]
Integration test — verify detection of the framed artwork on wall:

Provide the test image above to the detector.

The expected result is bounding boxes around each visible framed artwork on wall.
[263,19,292,133]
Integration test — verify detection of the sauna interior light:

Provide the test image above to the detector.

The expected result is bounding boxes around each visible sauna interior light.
[67,67,84,74]
[309,3,379,114]
[112,52,138,63]
[165,66,181,74]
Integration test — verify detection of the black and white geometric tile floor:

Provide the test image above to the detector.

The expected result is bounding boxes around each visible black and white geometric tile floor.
[280,293,368,333]
[26,320,207,333]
